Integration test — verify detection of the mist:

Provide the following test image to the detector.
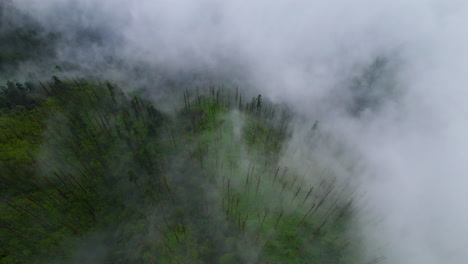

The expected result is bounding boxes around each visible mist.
[7,0,468,263]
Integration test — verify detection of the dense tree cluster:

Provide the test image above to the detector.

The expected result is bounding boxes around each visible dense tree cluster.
[1,80,359,263]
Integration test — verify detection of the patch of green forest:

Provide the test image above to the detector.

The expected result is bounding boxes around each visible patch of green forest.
[0,77,360,263]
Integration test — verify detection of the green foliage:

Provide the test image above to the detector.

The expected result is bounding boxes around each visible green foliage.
[0,78,171,263]
[0,81,362,264]
[0,80,40,110]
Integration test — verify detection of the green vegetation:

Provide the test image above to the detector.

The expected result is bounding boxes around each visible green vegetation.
[1,79,361,263]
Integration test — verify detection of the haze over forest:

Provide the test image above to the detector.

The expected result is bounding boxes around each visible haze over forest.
[1,1,468,263]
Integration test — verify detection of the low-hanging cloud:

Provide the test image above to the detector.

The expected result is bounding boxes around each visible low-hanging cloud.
[9,0,468,263]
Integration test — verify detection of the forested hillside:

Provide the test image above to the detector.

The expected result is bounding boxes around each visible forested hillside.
[0,76,361,263]
[0,1,369,263]
[4,0,467,263]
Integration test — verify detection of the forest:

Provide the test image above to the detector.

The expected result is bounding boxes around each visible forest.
[4,0,467,263]
[0,1,372,263]
[0,75,362,263]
